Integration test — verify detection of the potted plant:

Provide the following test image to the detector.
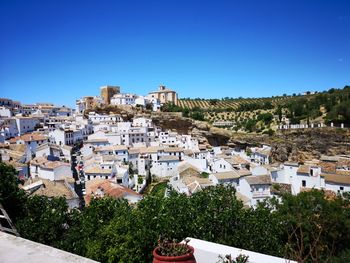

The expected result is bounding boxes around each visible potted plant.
[217,254,249,263]
[153,238,196,263]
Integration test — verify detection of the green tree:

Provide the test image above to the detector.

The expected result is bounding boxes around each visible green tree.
[257,113,273,125]
[0,162,27,222]
[245,119,257,132]
[182,107,190,118]
[16,195,69,247]
[190,111,204,121]
[277,190,350,262]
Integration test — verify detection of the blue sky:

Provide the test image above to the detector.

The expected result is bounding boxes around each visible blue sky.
[0,0,349,107]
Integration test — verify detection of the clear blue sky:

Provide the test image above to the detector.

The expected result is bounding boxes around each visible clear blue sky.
[0,0,349,107]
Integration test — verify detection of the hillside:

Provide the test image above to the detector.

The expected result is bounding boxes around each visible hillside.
[166,86,350,133]
[178,95,290,110]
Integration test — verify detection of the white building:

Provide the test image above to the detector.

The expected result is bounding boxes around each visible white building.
[241,174,272,207]
[0,119,19,139]
[323,172,350,194]
[151,155,180,178]
[84,179,142,205]
[14,117,40,135]
[35,143,72,162]
[0,107,12,118]
[134,96,161,111]
[250,145,271,165]
[88,112,122,124]
[94,145,129,163]
[30,157,72,181]
[110,93,136,106]
[49,128,83,146]
[8,133,48,156]
[271,163,325,195]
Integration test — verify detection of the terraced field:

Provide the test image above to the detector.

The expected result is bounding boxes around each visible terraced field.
[204,109,275,123]
[177,96,292,110]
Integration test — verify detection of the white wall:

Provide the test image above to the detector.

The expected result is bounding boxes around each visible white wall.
[325,182,350,194]
[211,159,232,173]
[151,160,179,178]
[15,118,39,135]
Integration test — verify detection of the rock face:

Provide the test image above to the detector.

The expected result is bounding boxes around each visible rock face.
[151,113,231,146]
[151,113,193,135]
[270,128,350,163]
[270,143,293,163]
[151,114,350,162]
[235,128,350,163]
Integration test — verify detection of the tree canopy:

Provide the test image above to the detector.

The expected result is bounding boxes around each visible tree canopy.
[1,162,350,262]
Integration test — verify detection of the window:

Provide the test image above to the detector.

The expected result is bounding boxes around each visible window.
[302,180,306,187]
[340,186,344,191]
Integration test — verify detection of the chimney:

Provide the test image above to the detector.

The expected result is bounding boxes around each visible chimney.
[159,85,165,91]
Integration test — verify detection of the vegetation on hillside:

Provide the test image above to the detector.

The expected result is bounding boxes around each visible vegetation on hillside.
[1,162,350,262]
[168,86,350,132]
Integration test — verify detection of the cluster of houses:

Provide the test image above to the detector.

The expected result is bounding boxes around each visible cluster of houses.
[1,86,349,209]
[75,84,178,114]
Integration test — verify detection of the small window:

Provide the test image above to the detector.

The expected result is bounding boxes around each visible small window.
[340,186,344,191]
[302,180,306,187]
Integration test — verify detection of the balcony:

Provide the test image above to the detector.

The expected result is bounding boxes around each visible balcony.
[0,231,98,263]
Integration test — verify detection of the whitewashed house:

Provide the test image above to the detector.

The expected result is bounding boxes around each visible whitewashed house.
[30,156,72,181]
[35,143,72,162]
[251,145,271,165]
[209,171,241,187]
[132,117,153,128]
[14,116,40,135]
[84,179,142,205]
[88,112,122,124]
[8,133,48,156]
[0,107,12,118]
[323,172,350,194]
[210,158,233,173]
[84,166,116,181]
[0,119,19,139]
[94,145,129,163]
[151,155,180,178]
[271,163,325,195]
[240,174,272,207]
[110,93,136,106]
[49,128,83,146]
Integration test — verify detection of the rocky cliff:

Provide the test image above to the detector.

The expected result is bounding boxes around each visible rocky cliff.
[150,113,350,163]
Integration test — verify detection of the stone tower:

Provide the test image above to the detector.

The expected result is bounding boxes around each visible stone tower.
[100,85,120,105]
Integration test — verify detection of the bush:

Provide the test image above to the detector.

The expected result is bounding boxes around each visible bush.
[2,163,350,263]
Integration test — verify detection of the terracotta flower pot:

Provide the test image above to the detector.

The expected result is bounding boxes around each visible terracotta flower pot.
[153,245,196,263]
